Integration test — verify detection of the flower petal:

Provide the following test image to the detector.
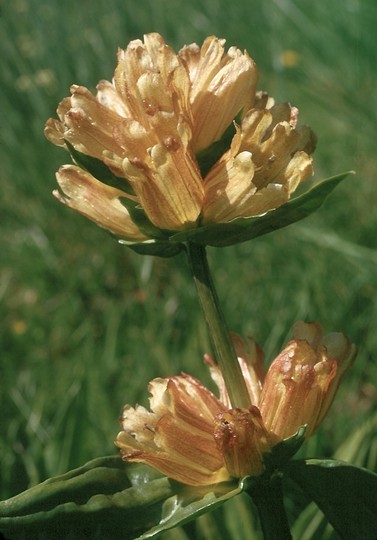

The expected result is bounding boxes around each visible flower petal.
[259,322,357,440]
[214,406,272,478]
[116,429,229,486]
[123,130,204,230]
[115,373,230,486]
[45,33,318,241]
[54,165,146,241]
[180,36,258,152]
[203,151,256,223]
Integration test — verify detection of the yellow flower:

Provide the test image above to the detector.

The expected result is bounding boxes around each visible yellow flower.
[258,321,357,440]
[115,374,273,486]
[45,33,315,242]
[115,322,355,486]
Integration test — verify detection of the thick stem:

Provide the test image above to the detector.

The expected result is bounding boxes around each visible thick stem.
[186,242,251,409]
[249,476,292,540]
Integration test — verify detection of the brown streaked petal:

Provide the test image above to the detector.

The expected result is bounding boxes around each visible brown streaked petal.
[154,414,224,472]
[146,374,225,433]
[115,429,158,455]
[257,328,354,441]
[56,96,72,122]
[123,138,204,230]
[114,118,156,161]
[214,406,272,478]
[61,110,121,162]
[280,151,314,193]
[148,375,226,430]
[120,404,158,446]
[180,36,227,97]
[181,36,258,152]
[237,183,289,219]
[259,341,319,438]
[95,80,129,117]
[136,71,175,115]
[239,108,274,149]
[114,43,153,123]
[116,431,229,486]
[147,377,169,413]
[54,165,146,241]
[115,372,230,486]
[162,376,227,433]
[114,34,182,129]
[44,118,66,148]
[203,151,256,223]
[66,85,126,155]
[133,61,191,124]
[249,122,302,187]
[143,33,181,80]
[239,104,315,192]
[268,370,320,439]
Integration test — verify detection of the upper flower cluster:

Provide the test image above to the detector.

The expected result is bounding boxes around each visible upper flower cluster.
[45,33,315,244]
[115,322,356,486]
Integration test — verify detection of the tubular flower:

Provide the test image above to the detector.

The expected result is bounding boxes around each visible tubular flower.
[258,321,357,440]
[115,322,356,486]
[45,33,315,243]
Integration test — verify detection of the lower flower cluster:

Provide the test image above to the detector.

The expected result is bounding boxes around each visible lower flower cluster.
[115,321,356,486]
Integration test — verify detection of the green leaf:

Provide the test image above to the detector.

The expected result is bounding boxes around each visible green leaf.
[0,456,136,518]
[263,426,306,473]
[119,239,184,258]
[0,456,241,540]
[291,414,377,539]
[284,458,377,540]
[136,477,246,539]
[170,172,353,247]
[65,140,135,195]
[0,456,167,539]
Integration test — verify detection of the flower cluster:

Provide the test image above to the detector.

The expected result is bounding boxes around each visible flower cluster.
[45,33,315,243]
[115,321,356,486]
[45,31,355,493]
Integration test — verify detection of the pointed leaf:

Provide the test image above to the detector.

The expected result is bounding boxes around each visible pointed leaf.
[0,456,136,518]
[0,456,170,539]
[264,426,306,473]
[119,239,184,258]
[136,477,245,539]
[171,172,353,247]
[284,458,377,540]
[0,456,241,540]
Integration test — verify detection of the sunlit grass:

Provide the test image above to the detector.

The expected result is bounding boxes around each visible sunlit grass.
[1,0,376,537]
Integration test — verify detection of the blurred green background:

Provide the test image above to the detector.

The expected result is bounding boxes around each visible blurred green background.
[1,0,377,538]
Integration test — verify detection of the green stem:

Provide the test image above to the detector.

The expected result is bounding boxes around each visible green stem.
[248,476,292,540]
[186,242,251,409]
